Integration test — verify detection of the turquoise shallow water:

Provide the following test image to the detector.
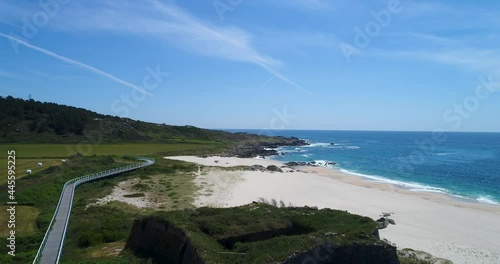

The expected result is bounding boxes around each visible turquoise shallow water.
[228,130,500,205]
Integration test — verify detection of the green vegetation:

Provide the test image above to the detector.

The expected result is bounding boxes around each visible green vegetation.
[0,96,90,136]
[123,193,145,198]
[145,172,199,210]
[0,158,62,184]
[0,206,39,237]
[138,204,380,263]
[0,143,224,158]
[0,152,204,263]
[132,183,150,192]
[0,96,280,146]
[0,155,131,263]
[60,156,199,263]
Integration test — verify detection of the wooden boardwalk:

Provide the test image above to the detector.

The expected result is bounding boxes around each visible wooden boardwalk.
[34,158,155,264]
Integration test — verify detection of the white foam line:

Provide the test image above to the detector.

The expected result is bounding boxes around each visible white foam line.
[337,168,500,205]
[477,196,500,205]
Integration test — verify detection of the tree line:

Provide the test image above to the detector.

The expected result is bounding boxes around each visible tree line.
[0,96,100,136]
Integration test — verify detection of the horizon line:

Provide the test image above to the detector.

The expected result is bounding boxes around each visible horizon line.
[213,128,500,134]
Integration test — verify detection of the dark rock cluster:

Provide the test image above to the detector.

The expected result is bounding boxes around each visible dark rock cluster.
[225,137,308,158]
[284,161,337,167]
[249,165,284,173]
[282,242,400,264]
[125,218,204,264]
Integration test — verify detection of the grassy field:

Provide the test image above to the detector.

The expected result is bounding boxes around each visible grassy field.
[0,206,39,237]
[0,158,62,185]
[0,143,225,158]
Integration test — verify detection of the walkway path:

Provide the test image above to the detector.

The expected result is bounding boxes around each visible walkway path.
[33,157,155,264]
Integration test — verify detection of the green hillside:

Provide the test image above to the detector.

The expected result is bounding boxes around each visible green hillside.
[0,96,277,144]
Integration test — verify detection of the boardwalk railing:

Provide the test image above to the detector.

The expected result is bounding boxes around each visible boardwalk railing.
[32,157,155,264]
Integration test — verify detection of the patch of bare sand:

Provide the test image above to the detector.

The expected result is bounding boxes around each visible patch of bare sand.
[194,167,244,208]
[93,179,151,208]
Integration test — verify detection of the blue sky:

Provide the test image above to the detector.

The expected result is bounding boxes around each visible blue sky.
[1,0,499,132]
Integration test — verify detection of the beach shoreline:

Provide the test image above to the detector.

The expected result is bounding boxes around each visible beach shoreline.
[165,155,500,264]
[298,165,500,212]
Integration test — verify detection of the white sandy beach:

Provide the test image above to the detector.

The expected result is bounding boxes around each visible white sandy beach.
[166,156,500,264]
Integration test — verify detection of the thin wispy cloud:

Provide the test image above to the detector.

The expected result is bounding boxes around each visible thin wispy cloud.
[354,1,500,73]
[260,77,274,89]
[363,31,500,72]
[0,32,150,95]
[369,48,500,73]
[255,61,311,95]
[43,0,308,94]
[150,0,309,94]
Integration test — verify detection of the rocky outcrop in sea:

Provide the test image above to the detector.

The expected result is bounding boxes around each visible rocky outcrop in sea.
[224,136,308,158]
[284,161,337,167]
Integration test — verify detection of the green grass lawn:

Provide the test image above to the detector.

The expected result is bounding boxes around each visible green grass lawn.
[0,143,223,158]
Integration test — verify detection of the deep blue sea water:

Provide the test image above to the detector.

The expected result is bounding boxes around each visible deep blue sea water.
[227,130,500,205]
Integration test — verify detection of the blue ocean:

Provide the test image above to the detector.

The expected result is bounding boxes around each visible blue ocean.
[229,130,500,205]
